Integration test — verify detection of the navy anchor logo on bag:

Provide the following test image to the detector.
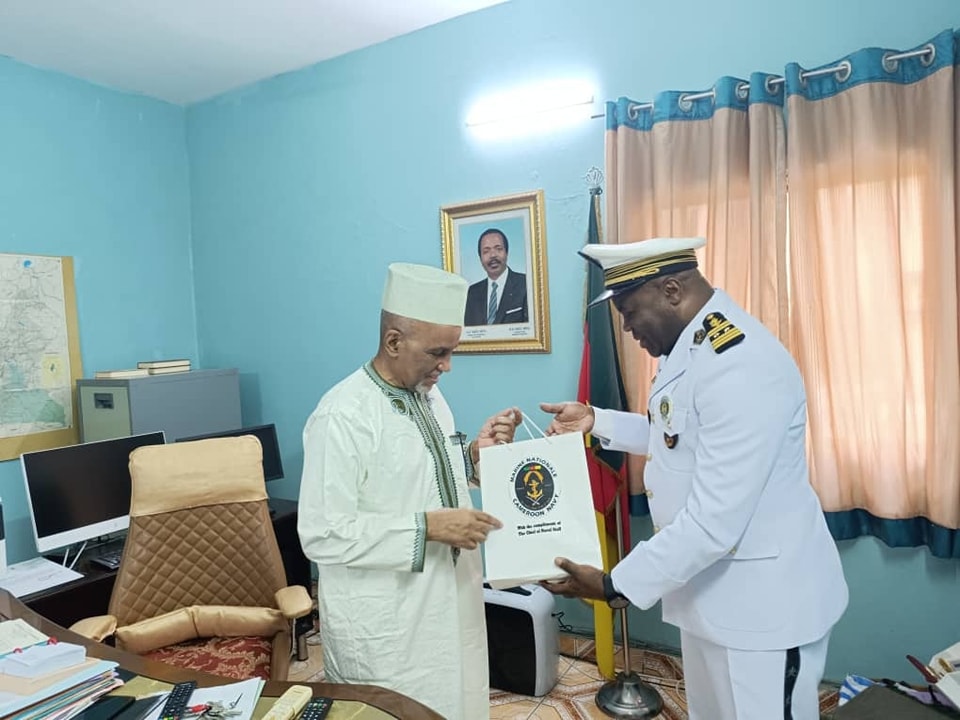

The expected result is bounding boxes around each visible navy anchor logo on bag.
[514,461,556,510]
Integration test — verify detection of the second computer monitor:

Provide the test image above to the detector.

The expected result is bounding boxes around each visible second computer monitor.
[20,431,167,554]
[175,423,284,481]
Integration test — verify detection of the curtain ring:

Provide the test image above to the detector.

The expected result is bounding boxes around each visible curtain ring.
[678,93,693,112]
[735,82,750,101]
[764,75,781,96]
[881,51,898,73]
[835,60,852,83]
[920,43,936,67]
[627,103,641,120]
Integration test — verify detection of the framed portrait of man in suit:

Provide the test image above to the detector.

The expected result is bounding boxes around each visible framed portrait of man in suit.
[440,190,550,354]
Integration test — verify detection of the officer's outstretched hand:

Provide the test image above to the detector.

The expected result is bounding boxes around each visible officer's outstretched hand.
[540,401,595,436]
[539,557,605,601]
[426,508,502,550]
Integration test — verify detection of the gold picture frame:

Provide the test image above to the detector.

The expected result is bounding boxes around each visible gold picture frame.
[440,190,550,354]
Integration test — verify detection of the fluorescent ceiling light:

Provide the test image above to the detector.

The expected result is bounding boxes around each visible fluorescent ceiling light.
[466,79,595,130]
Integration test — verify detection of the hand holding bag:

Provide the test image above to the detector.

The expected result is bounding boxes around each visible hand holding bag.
[480,415,604,589]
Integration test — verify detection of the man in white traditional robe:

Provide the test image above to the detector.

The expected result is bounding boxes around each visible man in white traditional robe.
[298,262,521,720]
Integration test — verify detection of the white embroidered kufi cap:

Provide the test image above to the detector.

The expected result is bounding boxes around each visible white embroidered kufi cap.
[580,237,707,307]
[381,262,468,326]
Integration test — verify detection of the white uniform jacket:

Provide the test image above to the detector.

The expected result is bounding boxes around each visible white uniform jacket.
[594,290,848,651]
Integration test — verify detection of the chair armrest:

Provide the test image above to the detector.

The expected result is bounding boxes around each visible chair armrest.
[275,585,313,620]
[70,615,117,642]
[116,606,290,654]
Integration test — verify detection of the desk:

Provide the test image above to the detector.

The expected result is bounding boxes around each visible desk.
[0,589,442,720]
[22,498,311,629]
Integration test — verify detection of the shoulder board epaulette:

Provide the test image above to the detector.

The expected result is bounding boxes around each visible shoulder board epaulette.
[703,312,744,354]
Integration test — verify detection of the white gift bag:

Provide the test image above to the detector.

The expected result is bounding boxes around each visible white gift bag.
[480,420,603,590]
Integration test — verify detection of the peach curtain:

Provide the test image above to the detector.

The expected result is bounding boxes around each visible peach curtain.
[785,30,960,530]
[605,75,787,500]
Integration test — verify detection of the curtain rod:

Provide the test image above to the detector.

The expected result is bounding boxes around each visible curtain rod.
[623,43,935,118]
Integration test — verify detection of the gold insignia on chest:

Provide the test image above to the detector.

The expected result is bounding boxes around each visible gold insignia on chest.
[664,433,678,449]
[659,395,672,425]
[693,329,706,345]
[703,312,745,353]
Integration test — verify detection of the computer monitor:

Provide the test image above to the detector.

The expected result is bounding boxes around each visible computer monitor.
[175,423,284,481]
[20,431,166,554]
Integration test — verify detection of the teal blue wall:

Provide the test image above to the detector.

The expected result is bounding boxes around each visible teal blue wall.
[186,0,960,681]
[0,59,196,562]
[0,0,957,684]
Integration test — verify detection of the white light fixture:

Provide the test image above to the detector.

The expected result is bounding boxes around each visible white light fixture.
[466,79,595,140]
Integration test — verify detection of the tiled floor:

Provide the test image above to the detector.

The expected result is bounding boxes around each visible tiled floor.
[288,633,839,719]
[291,633,686,719]
[488,635,689,719]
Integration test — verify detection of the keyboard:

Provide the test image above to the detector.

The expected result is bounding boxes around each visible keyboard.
[91,548,123,570]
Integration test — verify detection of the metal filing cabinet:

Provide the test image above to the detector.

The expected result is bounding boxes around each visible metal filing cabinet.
[77,368,242,443]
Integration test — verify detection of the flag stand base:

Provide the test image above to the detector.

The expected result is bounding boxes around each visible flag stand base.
[596,671,663,718]
[596,493,663,717]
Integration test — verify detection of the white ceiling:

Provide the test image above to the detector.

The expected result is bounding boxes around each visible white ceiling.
[0,0,509,105]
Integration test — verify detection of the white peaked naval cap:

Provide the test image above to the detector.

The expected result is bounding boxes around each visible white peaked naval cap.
[381,262,469,326]
[580,237,707,307]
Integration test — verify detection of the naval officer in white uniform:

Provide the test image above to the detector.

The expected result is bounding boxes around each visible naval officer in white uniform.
[539,237,848,720]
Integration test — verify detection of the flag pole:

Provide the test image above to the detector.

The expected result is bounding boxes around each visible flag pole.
[582,166,661,715]
[594,444,663,718]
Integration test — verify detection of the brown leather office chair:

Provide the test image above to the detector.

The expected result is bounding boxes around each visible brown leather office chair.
[71,436,312,681]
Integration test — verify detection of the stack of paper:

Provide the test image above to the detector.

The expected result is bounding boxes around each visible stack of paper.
[0,622,122,720]
[0,558,84,598]
[1,643,87,678]
[94,369,149,379]
[0,619,50,654]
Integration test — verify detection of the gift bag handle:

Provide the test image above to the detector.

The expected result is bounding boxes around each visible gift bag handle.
[518,412,548,441]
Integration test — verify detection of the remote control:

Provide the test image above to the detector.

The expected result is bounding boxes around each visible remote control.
[158,681,196,720]
[260,685,313,720]
[299,697,333,720]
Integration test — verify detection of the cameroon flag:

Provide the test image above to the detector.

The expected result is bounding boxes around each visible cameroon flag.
[576,188,630,679]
